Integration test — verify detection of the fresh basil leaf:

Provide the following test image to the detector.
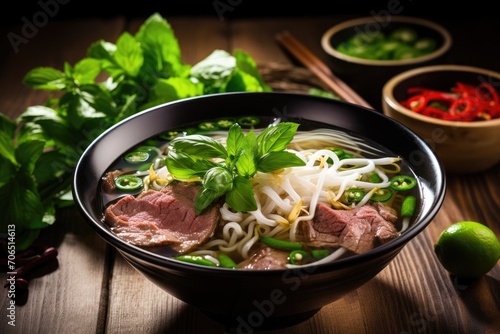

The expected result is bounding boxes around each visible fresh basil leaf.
[17,105,60,123]
[257,151,305,173]
[235,131,257,177]
[0,113,16,138]
[203,166,233,193]
[135,13,182,70]
[0,155,16,187]
[226,123,244,158]
[15,140,44,174]
[78,83,117,117]
[169,134,227,159]
[22,67,66,91]
[149,77,204,105]
[257,122,299,155]
[33,150,69,186]
[0,180,45,230]
[225,176,257,212]
[114,32,144,77]
[166,151,217,179]
[234,49,272,92]
[191,50,236,91]
[225,70,265,92]
[73,58,102,84]
[0,131,17,165]
[195,187,222,215]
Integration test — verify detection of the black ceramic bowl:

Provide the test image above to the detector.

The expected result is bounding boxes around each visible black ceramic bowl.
[72,92,446,330]
[321,16,452,111]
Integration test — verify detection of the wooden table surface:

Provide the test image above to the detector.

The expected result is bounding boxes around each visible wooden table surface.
[1,13,499,334]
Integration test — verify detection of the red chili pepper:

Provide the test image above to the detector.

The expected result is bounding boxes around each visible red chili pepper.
[400,81,500,122]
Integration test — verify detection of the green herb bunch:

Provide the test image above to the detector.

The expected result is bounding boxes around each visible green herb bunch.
[0,13,271,250]
[166,122,306,214]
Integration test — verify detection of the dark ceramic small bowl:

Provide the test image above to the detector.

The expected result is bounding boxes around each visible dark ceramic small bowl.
[321,16,452,111]
[72,92,446,330]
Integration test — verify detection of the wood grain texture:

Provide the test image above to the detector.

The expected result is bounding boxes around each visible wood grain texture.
[1,14,499,334]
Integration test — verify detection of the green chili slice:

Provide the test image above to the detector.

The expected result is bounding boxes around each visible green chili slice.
[260,237,303,251]
[216,119,236,128]
[124,151,150,163]
[311,249,330,260]
[370,188,393,202]
[198,121,219,131]
[401,195,417,217]
[389,175,417,191]
[238,116,260,126]
[218,254,237,269]
[289,250,308,265]
[115,175,143,191]
[345,188,366,204]
[174,255,217,267]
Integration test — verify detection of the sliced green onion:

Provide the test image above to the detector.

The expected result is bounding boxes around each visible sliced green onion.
[401,195,417,217]
[218,253,237,269]
[260,237,303,251]
[174,255,217,267]
[311,249,330,260]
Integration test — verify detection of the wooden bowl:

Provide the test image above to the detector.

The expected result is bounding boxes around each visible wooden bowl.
[382,64,500,174]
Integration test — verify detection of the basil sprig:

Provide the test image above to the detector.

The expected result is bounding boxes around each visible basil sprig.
[166,122,306,214]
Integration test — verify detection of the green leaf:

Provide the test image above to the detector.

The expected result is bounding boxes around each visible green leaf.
[235,131,257,177]
[225,176,257,212]
[257,151,305,173]
[234,49,272,92]
[203,166,233,193]
[150,77,204,105]
[33,150,69,186]
[225,70,265,92]
[0,180,46,231]
[169,134,227,159]
[226,123,245,158]
[257,122,299,155]
[135,13,182,69]
[15,140,45,174]
[0,113,17,138]
[166,151,216,179]
[78,83,117,117]
[114,32,144,77]
[22,67,66,91]
[191,50,236,90]
[0,155,16,187]
[73,58,102,84]
[0,129,17,165]
[194,187,222,215]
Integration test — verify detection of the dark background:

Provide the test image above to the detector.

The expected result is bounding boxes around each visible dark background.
[2,0,497,27]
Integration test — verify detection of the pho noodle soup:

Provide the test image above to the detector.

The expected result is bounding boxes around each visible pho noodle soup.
[100,117,420,270]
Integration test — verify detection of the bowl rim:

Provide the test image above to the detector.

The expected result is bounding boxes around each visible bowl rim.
[321,16,453,66]
[382,64,500,127]
[72,91,447,274]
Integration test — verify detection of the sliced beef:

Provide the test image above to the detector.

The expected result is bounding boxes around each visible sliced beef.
[104,182,220,252]
[237,247,290,270]
[101,169,123,192]
[300,202,399,254]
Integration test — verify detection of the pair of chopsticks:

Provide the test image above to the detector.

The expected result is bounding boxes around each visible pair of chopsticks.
[275,30,373,109]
